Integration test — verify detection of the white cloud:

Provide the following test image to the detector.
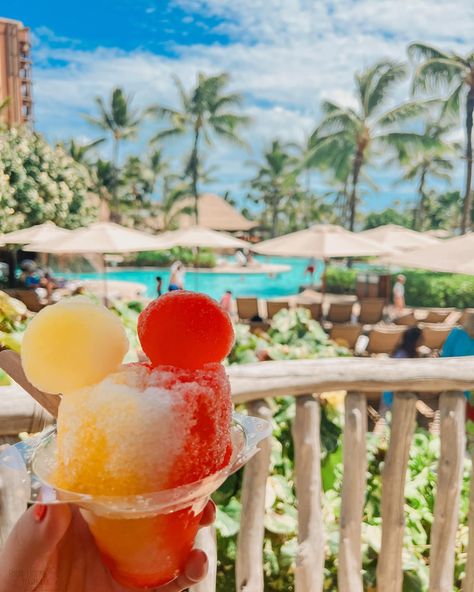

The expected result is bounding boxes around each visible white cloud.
[32,0,473,207]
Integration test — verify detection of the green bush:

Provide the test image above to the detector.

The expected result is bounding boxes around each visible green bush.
[325,266,357,294]
[325,266,474,308]
[132,247,216,268]
[403,270,474,308]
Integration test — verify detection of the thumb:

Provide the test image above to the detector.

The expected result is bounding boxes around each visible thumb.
[0,504,72,592]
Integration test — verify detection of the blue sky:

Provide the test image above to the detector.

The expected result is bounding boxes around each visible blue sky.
[3,0,474,216]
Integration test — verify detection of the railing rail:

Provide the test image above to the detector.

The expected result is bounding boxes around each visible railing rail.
[1,356,474,592]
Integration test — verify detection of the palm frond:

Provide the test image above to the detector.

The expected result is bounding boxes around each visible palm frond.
[150,127,186,144]
[441,81,464,117]
[365,61,407,117]
[408,42,453,63]
[412,58,465,95]
[377,101,426,126]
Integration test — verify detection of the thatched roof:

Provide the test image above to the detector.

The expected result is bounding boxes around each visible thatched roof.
[174,193,255,232]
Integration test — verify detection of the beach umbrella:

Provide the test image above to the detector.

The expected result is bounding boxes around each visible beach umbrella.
[153,226,251,250]
[0,222,71,245]
[387,233,474,276]
[25,222,164,302]
[253,224,392,293]
[254,224,391,258]
[360,224,441,252]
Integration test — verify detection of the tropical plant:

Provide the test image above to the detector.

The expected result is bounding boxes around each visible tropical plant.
[248,140,300,237]
[0,127,96,233]
[308,60,425,230]
[393,115,458,229]
[65,138,105,164]
[408,43,474,233]
[364,207,413,230]
[424,190,463,232]
[85,87,143,218]
[150,72,249,222]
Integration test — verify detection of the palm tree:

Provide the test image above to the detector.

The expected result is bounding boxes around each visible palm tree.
[248,140,300,237]
[150,72,249,223]
[308,60,425,230]
[66,138,104,164]
[408,43,474,233]
[393,116,458,229]
[85,87,142,217]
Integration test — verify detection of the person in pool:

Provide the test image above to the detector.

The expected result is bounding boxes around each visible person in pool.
[168,261,185,291]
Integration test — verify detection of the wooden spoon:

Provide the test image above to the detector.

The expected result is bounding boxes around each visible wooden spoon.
[0,350,60,418]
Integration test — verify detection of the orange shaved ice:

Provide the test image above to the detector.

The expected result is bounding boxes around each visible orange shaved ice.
[54,362,232,496]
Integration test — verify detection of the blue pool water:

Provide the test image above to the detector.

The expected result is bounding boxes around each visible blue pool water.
[62,257,322,300]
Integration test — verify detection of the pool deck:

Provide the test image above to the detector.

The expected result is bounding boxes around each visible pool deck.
[112,264,291,275]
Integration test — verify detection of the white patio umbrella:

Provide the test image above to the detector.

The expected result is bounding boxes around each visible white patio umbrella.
[387,233,474,276]
[360,224,441,252]
[0,222,71,245]
[25,222,164,302]
[153,226,251,250]
[253,224,392,293]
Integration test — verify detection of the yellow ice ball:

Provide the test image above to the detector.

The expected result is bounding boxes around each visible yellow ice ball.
[21,298,129,394]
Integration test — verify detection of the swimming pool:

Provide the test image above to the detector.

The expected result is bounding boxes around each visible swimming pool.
[62,257,322,300]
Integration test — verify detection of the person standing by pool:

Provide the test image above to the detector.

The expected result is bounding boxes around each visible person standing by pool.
[393,274,406,314]
[168,261,185,291]
[156,276,163,297]
[304,258,316,283]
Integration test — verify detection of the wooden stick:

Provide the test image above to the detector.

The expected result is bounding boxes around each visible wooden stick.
[293,395,325,592]
[0,350,60,418]
[236,399,272,592]
[339,392,367,592]
[376,392,417,592]
[429,391,465,592]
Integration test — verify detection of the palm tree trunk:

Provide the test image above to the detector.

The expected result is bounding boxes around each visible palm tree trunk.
[271,194,279,238]
[461,88,474,234]
[111,136,120,223]
[415,167,427,230]
[191,127,200,225]
[349,149,364,232]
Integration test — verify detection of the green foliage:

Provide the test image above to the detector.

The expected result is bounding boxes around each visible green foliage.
[403,270,474,308]
[215,406,472,591]
[132,247,216,268]
[0,127,97,233]
[227,308,350,364]
[0,291,29,383]
[364,208,414,229]
[325,266,358,294]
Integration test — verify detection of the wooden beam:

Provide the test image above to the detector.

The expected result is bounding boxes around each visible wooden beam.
[376,392,417,592]
[429,391,465,592]
[293,395,324,592]
[339,392,367,592]
[228,358,474,402]
[236,400,272,592]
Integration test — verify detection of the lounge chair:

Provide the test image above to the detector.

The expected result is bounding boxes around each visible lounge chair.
[236,297,259,321]
[395,311,417,326]
[4,289,47,313]
[330,323,362,350]
[297,301,322,321]
[358,298,385,324]
[366,326,407,355]
[327,301,354,324]
[266,300,290,320]
[423,308,455,324]
[459,308,474,326]
[420,323,452,352]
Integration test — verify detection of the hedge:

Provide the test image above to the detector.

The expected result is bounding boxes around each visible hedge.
[325,266,474,308]
[131,247,216,268]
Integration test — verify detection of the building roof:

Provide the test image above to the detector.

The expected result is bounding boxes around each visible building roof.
[174,193,255,232]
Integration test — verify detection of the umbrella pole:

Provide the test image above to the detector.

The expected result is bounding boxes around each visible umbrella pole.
[321,258,328,296]
[194,247,200,291]
[102,254,108,306]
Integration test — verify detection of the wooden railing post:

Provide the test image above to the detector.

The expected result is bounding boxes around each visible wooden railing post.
[191,527,217,592]
[429,391,465,592]
[463,443,474,592]
[339,392,367,592]
[376,392,417,592]
[236,400,272,592]
[293,394,324,592]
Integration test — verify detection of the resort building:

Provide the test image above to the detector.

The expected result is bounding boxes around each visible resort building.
[0,18,33,126]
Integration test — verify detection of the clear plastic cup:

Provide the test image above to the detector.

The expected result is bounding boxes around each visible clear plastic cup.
[0,412,271,588]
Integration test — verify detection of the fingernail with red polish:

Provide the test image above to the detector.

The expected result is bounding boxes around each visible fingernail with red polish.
[34,504,47,522]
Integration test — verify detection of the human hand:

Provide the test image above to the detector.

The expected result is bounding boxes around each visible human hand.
[0,500,215,592]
